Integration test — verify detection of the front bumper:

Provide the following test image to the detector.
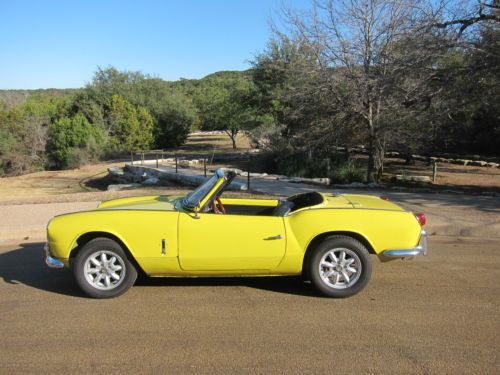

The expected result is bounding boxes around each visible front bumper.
[382,230,428,259]
[44,243,64,268]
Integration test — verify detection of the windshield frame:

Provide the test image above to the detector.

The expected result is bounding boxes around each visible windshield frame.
[180,169,226,211]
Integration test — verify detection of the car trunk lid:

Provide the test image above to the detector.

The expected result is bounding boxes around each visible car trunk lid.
[342,194,405,211]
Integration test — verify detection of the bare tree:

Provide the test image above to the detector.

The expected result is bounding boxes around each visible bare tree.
[434,0,499,36]
[272,0,448,182]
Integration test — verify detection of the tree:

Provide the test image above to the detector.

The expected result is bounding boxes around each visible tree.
[195,75,260,149]
[424,21,500,155]
[154,94,196,149]
[86,67,196,148]
[253,37,363,154]
[106,95,154,152]
[434,0,499,36]
[0,108,26,175]
[47,113,105,168]
[0,96,62,175]
[266,0,449,182]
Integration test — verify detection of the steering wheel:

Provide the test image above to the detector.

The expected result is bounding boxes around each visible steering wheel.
[212,196,226,214]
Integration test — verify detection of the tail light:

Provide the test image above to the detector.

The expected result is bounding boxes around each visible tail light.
[380,196,390,201]
[415,212,426,226]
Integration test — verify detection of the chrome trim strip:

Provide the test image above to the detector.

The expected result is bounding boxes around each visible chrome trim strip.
[383,230,428,258]
[44,243,64,269]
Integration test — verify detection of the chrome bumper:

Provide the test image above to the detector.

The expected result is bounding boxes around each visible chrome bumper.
[44,243,64,268]
[383,230,428,259]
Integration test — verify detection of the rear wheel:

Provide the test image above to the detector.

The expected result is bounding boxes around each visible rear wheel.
[309,236,372,298]
[73,238,137,298]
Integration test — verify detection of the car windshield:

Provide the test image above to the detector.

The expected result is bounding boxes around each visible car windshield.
[181,174,219,210]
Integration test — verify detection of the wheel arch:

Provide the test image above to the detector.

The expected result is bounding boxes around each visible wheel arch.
[69,231,145,275]
[301,231,375,278]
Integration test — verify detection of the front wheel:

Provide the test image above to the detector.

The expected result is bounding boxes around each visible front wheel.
[309,236,372,298]
[73,238,137,298]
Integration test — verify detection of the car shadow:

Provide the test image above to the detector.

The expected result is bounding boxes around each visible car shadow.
[0,242,319,298]
[0,242,85,297]
[135,275,319,297]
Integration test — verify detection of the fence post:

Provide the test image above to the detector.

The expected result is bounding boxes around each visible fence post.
[432,161,438,182]
[204,157,207,177]
[161,151,164,163]
[156,153,159,168]
[247,154,251,190]
[175,157,178,173]
[141,152,144,165]
[131,152,134,165]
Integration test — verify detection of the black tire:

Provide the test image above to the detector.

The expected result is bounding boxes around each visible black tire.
[73,238,137,298]
[309,236,372,298]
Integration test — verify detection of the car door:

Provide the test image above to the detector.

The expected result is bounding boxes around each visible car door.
[178,212,286,271]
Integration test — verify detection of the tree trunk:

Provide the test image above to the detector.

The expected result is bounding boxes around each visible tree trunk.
[344,147,351,163]
[405,153,415,165]
[225,130,238,149]
[366,99,385,183]
[367,131,385,183]
[374,138,385,181]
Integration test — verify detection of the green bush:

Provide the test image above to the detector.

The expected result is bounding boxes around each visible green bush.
[261,149,365,184]
[331,161,366,184]
[47,114,106,169]
[154,96,195,149]
[106,95,154,152]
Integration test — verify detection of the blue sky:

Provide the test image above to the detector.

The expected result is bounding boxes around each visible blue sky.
[0,0,310,89]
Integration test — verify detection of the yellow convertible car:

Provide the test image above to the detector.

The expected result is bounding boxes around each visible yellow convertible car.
[45,169,427,298]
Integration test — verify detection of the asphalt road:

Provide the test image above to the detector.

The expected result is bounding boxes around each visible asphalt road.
[0,236,499,374]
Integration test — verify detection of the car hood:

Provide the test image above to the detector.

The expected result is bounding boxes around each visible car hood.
[97,195,181,211]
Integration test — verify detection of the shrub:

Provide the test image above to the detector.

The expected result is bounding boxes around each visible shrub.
[47,114,105,169]
[106,95,154,152]
[154,96,195,149]
[331,161,366,184]
[261,148,365,184]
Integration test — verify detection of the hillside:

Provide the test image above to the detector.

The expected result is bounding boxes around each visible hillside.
[0,88,76,109]
[0,70,250,109]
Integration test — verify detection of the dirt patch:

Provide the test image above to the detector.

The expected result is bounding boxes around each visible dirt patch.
[0,161,126,202]
[176,132,251,154]
[384,158,500,189]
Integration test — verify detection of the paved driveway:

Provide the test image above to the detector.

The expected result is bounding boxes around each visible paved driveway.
[0,237,499,374]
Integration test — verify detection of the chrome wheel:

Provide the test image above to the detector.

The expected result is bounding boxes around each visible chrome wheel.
[319,248,362,289]
[84,251,126,290]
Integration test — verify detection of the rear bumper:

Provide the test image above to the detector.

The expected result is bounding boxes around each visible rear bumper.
[44,243,64,268]
[383,230,428,258]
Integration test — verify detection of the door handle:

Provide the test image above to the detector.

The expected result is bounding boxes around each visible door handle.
[264,234,282,240]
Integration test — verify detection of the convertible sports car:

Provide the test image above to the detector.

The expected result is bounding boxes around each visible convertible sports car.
[45,169,427,298]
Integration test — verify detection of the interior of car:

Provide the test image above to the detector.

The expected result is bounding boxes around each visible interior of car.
[191,169,325,217]
[213,192,325,217]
